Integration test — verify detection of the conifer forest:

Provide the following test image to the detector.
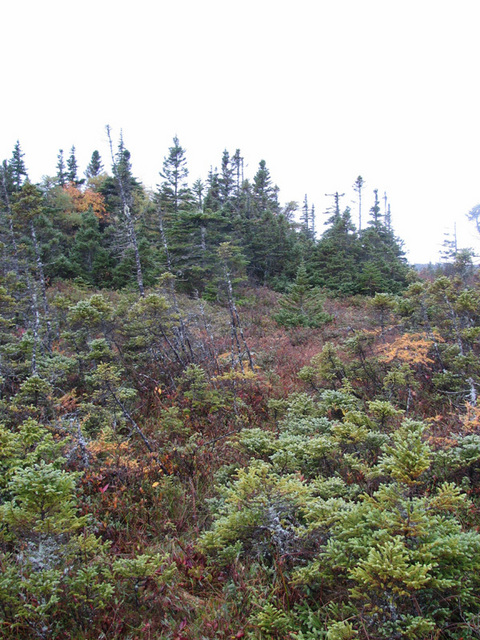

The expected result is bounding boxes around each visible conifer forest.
[1,136,480,640]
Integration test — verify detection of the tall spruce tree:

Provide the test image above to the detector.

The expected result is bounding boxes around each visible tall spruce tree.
[310,206,360,295]
[353,175,365,232]
[158,136,192,215]
[85,150,104,180]
[107,127,145,296]
[66,146,79,184]
[8,141,28,193]
[252,160,278,215]
[56,149,66,186]
[357,190,409,294]
[219,150,234,212]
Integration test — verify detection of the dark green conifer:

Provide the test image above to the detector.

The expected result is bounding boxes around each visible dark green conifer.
[310,206,360,295]
[66,145,79,184]
[157,136,192,215]
[56,149,66,186]
[252,160,279,215]
[8,141,28,192]
[274,262,332,327]
[85,150,104,179]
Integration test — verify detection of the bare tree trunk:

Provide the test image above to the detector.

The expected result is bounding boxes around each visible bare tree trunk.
[26,272,41,375]
[30,220,52,349]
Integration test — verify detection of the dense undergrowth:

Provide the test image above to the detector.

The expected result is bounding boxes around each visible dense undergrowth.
[1,263,480,639]
[1,132,479,639]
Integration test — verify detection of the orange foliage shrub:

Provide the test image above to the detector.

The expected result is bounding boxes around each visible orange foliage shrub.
[376,332,439,367]
[63,183,107,220]
[461,403,480,433]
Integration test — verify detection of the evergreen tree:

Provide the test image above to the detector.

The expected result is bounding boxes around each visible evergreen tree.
[310,203,316,239]
[369,188,382,228]
[241,209,300,287]
[67,208,114,285]
[467,203,480,235]
[353,175,365,231]
[66,145,79,184]
[440,223,458,262]
[85,150,104,179]
[231,149,244,192]
[106,127,145,296]
[252,160,278,215]
[219,149,234,212]
[301,194,310,238]
[8,141,28,192]
[192,178,204,211]
[11,181,54,349]
[310,206,360,295]
[231,148,244,213]
[115,134,135,207]
[158,135,192,215]
[203,168,221,213]
[274,262,332,328]
[357,192,409,295]
[56,149,66,186]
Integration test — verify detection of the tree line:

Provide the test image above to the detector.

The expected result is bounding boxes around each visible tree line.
[1,135,410,300]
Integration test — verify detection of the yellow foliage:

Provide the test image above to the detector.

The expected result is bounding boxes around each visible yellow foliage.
[62,183,107,220]
[461,403,480,433]
[377,332,438,367]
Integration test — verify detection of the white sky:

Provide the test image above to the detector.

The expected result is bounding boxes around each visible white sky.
[2,0,480,263]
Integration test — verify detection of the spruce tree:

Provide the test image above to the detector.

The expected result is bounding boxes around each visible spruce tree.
[203,168,221,212]
[85,150,104,179]
[106,127,145,296]
[252,160,278,215]
[56,149,66,186]
[301,194,311,238]
[353,175,365,231]
[310,206,360,295]
[274,262,332,328]
[219,149,234,212]
[66,145,79,184]
[357,190,409,295]
[158,136,192,215]
[8,141,28,192]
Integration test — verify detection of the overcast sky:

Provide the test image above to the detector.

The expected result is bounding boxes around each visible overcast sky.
[2,0,480,263]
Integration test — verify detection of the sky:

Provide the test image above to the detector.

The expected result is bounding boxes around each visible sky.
[2,0,480,263]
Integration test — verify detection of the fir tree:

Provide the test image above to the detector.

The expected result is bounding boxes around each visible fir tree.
[203,168,221,212]
[353,175,365,231]
[369,188,382,228]
[158,136,192,215]
[56,149,66,186]
[106,127,145,296]
[274,262,332,327]
[85,150,104,179]
[219,149,234,212]
[301,194,310,238]
[8,140,28,192]
[252,160,278,215]
[192,178,204,211]
[66,145,79,184]
[310,206,360,295]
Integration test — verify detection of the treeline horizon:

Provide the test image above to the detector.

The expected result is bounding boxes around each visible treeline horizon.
[1,135,412,298]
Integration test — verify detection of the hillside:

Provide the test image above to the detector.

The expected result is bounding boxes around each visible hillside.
[1,141,480,639]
